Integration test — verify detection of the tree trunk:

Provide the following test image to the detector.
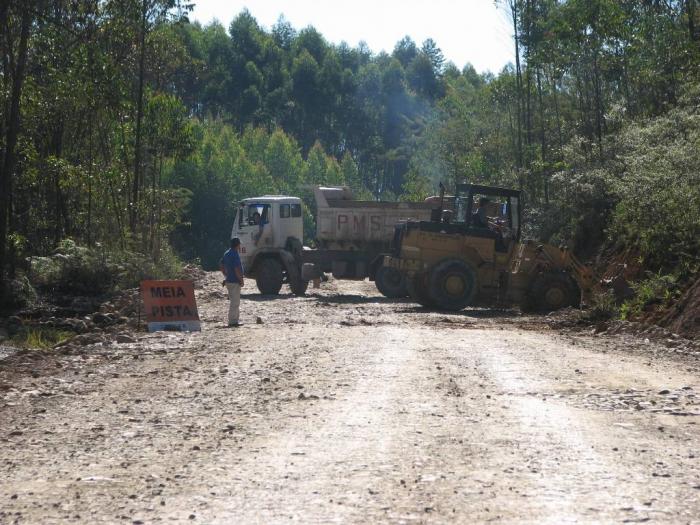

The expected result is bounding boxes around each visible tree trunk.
[687,0,698,42]
[130,0,148,234]
[536,68,549,205]
[508,0,524,184]
[549,71,564,155]
[0,2,31,283]
[87,120,93,247]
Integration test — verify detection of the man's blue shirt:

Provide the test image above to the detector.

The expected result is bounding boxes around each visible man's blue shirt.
[221,248,243,284]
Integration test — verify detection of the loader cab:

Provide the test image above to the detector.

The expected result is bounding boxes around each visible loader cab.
[231,196,303,268]
[454,183,522,245]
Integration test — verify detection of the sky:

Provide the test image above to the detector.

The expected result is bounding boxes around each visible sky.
[188,0,515,74]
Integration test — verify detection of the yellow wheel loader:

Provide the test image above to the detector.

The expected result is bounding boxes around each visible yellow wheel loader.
[384,183,595,312]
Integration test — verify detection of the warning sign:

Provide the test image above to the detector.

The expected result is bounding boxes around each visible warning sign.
[140,280,201,332]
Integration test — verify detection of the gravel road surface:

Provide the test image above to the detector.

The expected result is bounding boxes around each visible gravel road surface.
[1,274,699,524]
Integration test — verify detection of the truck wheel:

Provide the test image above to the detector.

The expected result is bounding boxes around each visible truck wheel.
[256,258,284,295]
[406,272,436,308]
[290,276,309,296]
[429,260,478,311]
[526,272,579,312]
[375,266,407,298]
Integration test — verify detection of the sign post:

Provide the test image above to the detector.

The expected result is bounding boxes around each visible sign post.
[140,280,201,332]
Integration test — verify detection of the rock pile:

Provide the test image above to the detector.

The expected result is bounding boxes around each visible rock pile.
[0,287,146,353]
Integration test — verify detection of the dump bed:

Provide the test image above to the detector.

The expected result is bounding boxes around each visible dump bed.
[313,187,434,244]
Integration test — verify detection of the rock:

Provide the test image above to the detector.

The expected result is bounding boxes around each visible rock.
[92,313,110,325]
[116,334,136,344]
[73,333,104,346]
[594,322,608,334]
[256,316,264,324]
[65,319,88,332]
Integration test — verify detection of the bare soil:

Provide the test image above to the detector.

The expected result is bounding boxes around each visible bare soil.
[1,274,699,524]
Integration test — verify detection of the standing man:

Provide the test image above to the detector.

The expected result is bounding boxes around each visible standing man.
[220,237,244,327]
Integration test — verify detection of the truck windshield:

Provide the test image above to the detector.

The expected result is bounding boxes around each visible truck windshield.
[240,204,270,226]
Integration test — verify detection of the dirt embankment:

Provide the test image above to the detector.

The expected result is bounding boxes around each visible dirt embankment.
[660,277,700,339]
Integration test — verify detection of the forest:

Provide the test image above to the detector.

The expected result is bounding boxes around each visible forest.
[1,0,699,315]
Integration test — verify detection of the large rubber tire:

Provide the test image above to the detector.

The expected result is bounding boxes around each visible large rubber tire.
[429,259,478,311]
[289,275,309,296]
[406,272,436,308]
[256,258,284,295]
[526,272,580,312]
[375,265,407,298]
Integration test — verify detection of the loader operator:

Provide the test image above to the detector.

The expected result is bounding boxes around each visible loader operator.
[472,197,490,228]
[473,197,508,252]
[252,210,272,245]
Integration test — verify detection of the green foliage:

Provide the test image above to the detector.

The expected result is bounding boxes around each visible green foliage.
[608,88,700,273]
[620,273,681,320]
[401,168,431,202]
[0,276,38,311]
[582,290,619,322]
[28,239,184,295]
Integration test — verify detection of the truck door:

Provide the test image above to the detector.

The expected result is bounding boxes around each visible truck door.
[235,203,272,259]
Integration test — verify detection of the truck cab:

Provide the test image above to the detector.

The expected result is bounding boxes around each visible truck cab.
[231,195,306,295]
[232,196,303,267]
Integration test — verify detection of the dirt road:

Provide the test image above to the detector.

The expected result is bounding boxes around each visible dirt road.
[1,275,699,524]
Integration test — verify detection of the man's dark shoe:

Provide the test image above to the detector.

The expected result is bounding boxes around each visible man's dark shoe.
[228,322,243,327]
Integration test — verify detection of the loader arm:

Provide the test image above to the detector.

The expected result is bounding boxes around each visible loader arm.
[537,244,596,303]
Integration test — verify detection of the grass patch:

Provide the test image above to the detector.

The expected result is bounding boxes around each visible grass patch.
[11,327,74,350]
[581,290,619,323]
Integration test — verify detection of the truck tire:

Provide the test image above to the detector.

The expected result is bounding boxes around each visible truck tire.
[429,260,478,311]
[375,266,407,298]
[256,258,284,295]
[406,272,436,308]
[525,272,579,312]
[289,275,309,296]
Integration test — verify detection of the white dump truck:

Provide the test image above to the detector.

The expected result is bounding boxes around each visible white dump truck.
[231,186,436,297]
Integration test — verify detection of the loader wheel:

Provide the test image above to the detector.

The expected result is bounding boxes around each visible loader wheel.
[526,272,579,312]
[429,260,478,311]
[406,272,436,308]
[375,266,407,298]
[256,258,283,295]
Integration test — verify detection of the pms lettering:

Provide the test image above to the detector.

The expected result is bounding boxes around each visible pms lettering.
[150,286,187,298]
[151,304,195,317]
[352,215,366,232]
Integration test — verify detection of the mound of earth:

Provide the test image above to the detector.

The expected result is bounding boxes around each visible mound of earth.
[660,276,700,339]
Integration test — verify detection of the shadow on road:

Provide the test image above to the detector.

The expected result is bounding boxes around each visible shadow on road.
[241,293,298,301]
[396,305,522,318]
[307,293,409,305]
